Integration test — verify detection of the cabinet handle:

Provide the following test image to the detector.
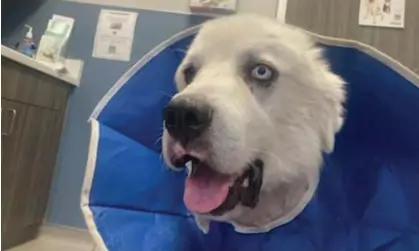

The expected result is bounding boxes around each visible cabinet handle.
[2,109,17,136]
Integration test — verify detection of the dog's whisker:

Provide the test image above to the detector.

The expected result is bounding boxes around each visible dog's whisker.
[173,48,188,54]
[160,152,170,170]
[155,90,174,99]
[154,135,163,146]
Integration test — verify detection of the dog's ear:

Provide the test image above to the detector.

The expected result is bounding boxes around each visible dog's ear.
[303,45,346,153]
[321,106,344,153]
[319,72,346,153]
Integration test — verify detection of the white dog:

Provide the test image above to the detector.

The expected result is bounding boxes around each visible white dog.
[364,0,383,22]
[162,15,345,233]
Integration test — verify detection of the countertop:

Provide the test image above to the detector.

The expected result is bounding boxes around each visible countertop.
[1,45,83,87]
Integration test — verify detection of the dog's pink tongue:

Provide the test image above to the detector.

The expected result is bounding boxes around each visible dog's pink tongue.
[184,167,233,213]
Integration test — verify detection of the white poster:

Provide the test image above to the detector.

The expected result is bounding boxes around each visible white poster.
[189,0,237,12]
[358,0,405,28]
[276,0,289,22]
[93,9,138,61]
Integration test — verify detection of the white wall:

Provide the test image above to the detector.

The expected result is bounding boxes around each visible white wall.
[66,0,279,17]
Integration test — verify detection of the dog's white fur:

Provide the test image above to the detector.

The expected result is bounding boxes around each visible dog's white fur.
[163,15,345,233]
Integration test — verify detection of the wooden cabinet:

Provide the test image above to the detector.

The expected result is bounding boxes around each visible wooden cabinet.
[1,57,72,249]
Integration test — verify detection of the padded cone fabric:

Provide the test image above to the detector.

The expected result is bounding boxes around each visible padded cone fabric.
[82,27,419,251]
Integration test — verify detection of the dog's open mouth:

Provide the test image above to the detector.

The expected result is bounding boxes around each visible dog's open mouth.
[176,155,264,215]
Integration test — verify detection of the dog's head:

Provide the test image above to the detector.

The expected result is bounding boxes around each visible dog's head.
[162,15,345,232]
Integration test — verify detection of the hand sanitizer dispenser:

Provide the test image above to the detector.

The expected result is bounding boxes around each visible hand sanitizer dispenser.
[18,25,36,57]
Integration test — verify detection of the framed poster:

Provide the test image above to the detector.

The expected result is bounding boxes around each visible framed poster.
[358,0,405,28]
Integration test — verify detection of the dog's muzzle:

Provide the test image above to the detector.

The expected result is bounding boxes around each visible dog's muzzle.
[163,99,213,146]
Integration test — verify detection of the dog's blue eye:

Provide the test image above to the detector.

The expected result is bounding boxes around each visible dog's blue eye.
[251,64,273,81]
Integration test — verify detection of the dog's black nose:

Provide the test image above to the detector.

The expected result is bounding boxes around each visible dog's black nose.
[163,99,213,145]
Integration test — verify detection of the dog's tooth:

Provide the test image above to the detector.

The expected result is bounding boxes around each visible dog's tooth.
[186,160,192,168]
[185,161,193,176]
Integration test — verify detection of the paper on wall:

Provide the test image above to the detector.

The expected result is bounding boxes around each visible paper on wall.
[93,9,138,61]
[36,14,75,64]
[276,0,289,22]
[358,0,405,28]
[189,0,237,12]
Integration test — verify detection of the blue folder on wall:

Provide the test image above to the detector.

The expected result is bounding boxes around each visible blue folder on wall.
[81,26,419,251]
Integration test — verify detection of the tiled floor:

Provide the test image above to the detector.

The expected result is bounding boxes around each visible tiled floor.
[6,225,98,251]
[7,237,95,251]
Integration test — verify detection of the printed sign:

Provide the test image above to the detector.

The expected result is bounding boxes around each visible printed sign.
[190,0,237,12]
[359,0,405,28]
[93,10,138,61]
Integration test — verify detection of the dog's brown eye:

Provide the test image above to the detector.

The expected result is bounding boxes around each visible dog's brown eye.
[183,65,197,85]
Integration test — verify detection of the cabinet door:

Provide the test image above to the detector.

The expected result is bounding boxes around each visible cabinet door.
[2,99,28,229]
[1,57,70,110]
[1,99,63,249]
